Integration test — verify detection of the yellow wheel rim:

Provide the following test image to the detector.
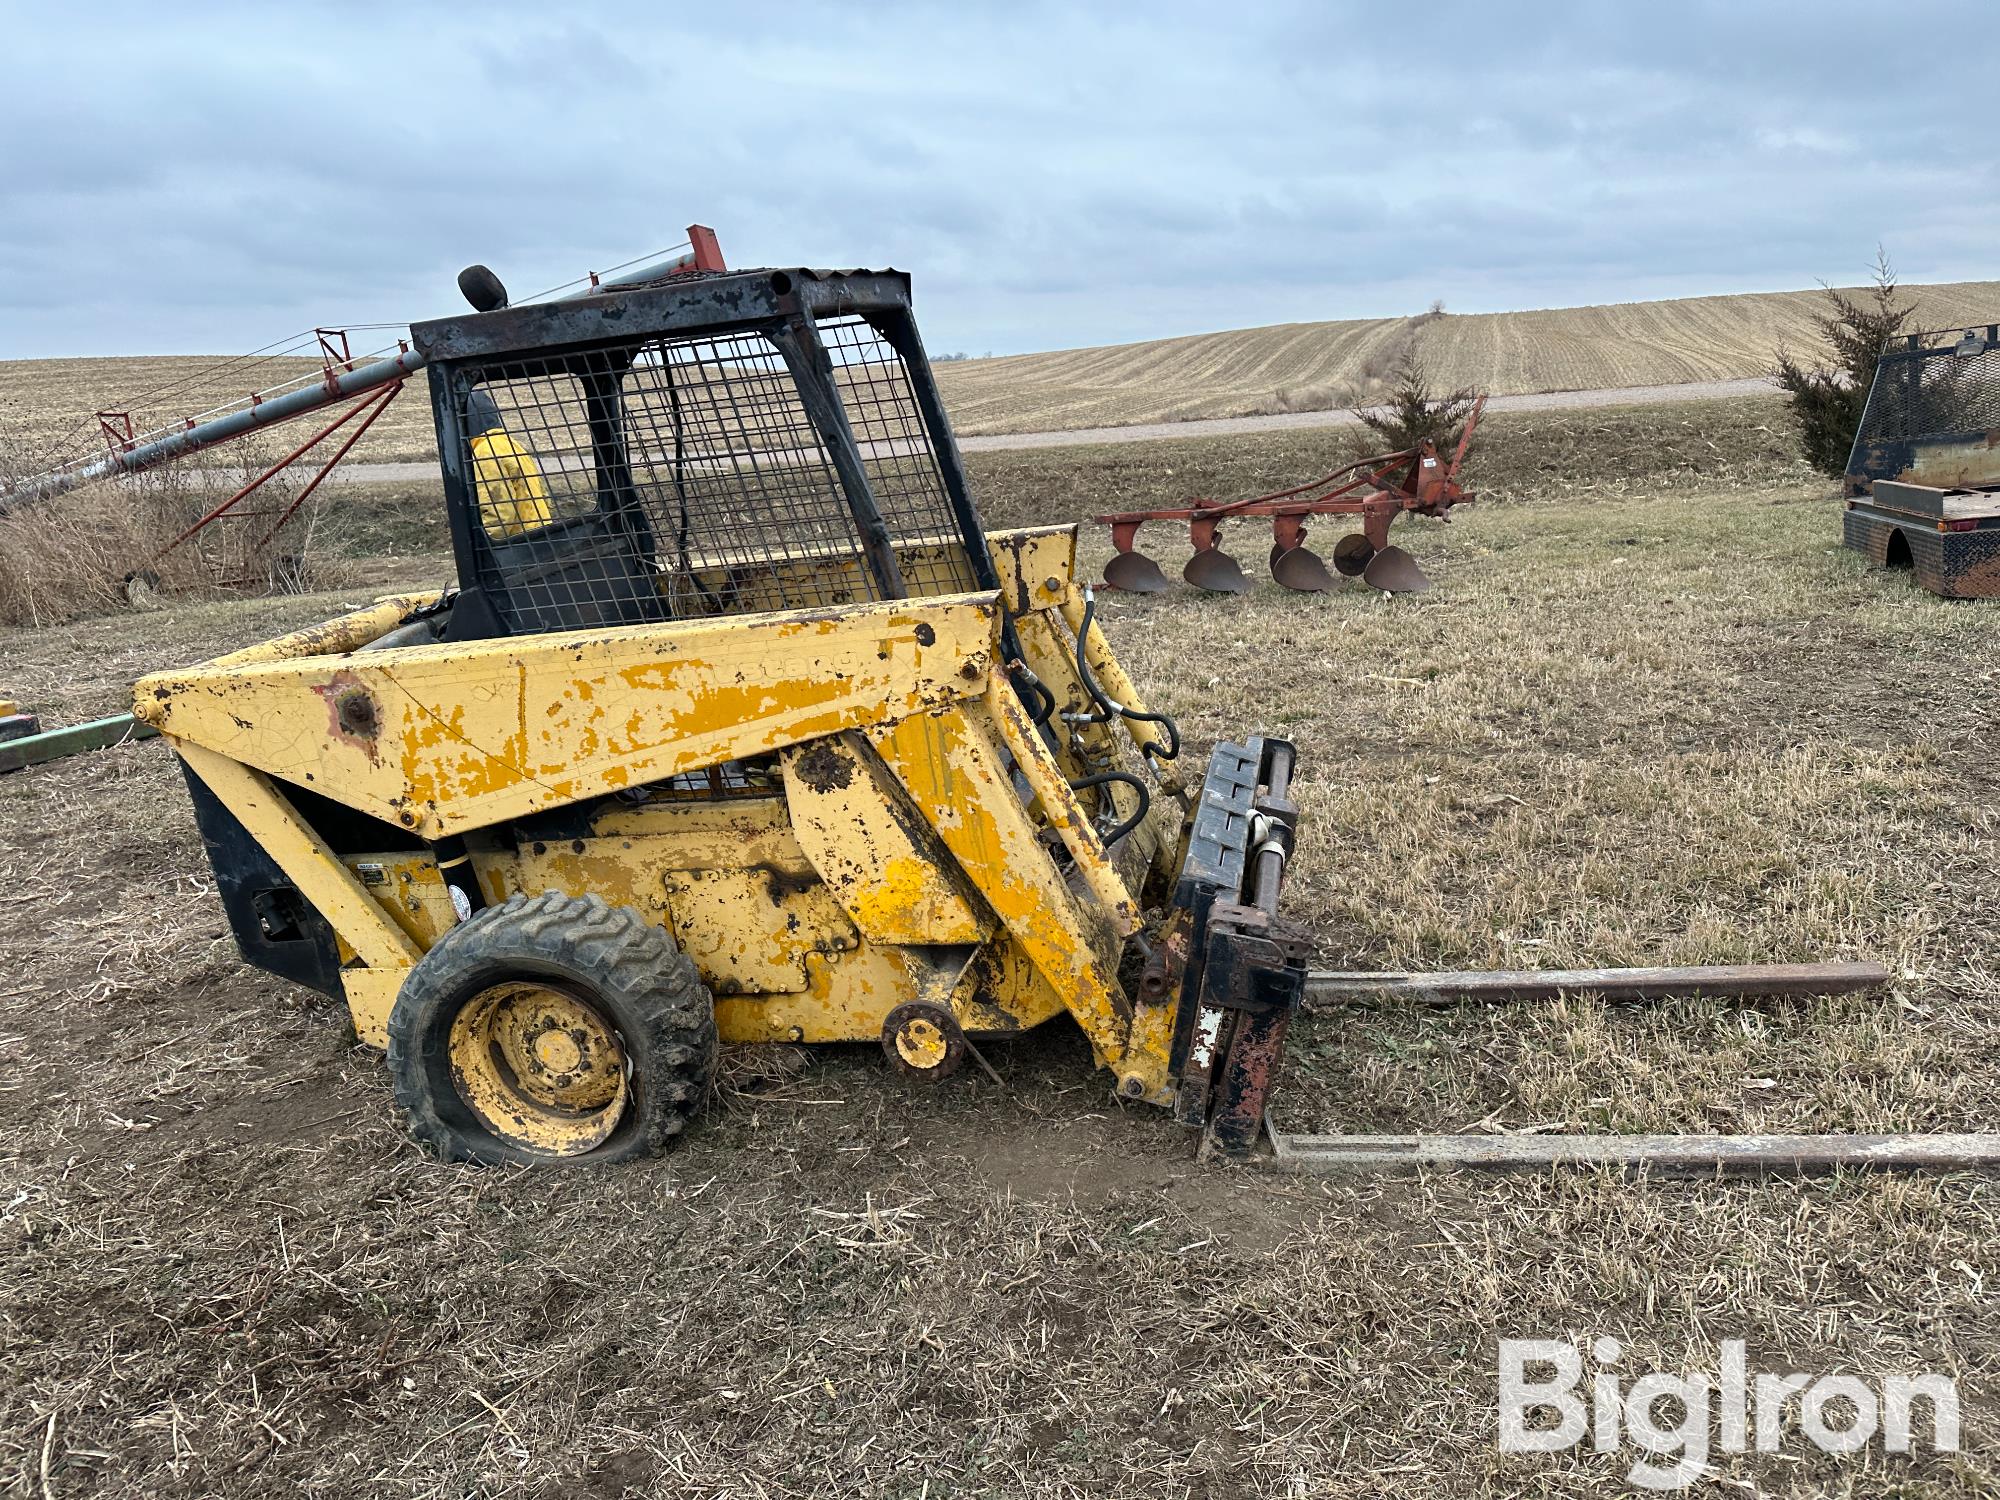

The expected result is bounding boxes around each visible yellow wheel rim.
[447,980,629,1157]
[894,1015,950,1071]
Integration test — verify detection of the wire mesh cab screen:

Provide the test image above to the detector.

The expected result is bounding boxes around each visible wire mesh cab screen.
[1848,323,2000,492]
[412,269,988,638]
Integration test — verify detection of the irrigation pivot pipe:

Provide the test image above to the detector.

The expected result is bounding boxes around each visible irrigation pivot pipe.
[0,228,724,516]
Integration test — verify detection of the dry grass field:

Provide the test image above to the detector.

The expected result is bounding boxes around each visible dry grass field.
[931,280,2000,433]
[8,282,2000,477]
[3,397,1998,1496]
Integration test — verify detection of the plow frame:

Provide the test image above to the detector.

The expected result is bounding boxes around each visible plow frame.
[1094,395,1486,593]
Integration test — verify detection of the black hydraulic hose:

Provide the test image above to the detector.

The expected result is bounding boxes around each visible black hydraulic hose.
[1010,661,1057,726]
[1070,591,1116,725]
[1069,770,1150,848]
[1073,588,1182,761]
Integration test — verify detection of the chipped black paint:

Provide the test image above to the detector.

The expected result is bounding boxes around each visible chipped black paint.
[792,741,856,793]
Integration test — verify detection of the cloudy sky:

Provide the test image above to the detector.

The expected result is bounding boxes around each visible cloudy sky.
[3,1,1995,360]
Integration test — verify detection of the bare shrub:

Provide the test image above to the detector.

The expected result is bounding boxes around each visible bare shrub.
[1357,343,1402,383]
[1210,382,1358,420]
[1354,308,1447,397]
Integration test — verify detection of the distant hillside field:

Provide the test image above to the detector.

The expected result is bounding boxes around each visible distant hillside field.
[5,282,1999,469]
[930,281,2000,434]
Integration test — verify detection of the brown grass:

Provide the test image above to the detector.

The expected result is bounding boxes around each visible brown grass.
[0,442,350,628]
[2,402,1998,1495]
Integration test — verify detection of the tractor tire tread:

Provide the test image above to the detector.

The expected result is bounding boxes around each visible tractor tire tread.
[386,891,717,1166]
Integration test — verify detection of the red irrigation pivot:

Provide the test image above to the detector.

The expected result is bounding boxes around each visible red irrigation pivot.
[1095,394,1485,596]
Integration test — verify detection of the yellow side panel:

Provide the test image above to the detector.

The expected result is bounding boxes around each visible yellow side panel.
[135,593,999,841]
[505,809,851,997]
[584,795,799,857]
[781,733,989,945]
[343,852,459,952]
[340,968,409,1049]
[710,938,1064,1045]
[712,945,909,1044]
[987,525,1079,614]
[661,867,859,995]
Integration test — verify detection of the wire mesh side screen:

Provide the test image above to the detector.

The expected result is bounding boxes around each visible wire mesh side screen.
[450,318,977,635]
[818,315,979,599]
[1850,335,2000,486]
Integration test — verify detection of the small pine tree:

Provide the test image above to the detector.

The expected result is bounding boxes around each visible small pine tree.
[1774,248,1916,476]
[1352,356,1479,460]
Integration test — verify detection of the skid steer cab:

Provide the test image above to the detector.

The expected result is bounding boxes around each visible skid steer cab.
[134,265,1308,1164]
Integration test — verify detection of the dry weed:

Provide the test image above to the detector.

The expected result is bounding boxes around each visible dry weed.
[0,443,348,628]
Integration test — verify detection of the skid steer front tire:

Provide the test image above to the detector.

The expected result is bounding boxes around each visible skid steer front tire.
[386,891,717,1166]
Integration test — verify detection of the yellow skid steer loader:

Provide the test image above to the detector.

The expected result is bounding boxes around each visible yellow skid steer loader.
[134,264,1307,1163]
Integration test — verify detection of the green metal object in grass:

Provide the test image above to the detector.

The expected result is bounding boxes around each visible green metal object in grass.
[0,713,159,775]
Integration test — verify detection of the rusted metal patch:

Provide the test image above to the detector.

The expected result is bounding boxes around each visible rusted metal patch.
[315,670,382,762]
[792,740,856,793]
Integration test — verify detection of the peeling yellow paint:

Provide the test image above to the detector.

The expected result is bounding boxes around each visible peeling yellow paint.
[868,705,1172,1099]
[144,537,1196,1110]
[783,733,988,944]
[139,592,1002,839]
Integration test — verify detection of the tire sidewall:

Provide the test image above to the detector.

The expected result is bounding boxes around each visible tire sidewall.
[389,896,714,1166]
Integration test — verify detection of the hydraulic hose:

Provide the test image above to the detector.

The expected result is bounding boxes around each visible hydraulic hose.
[1072,587,1181,762]
[1068,770,1150,848]
[1009,661,1057,726]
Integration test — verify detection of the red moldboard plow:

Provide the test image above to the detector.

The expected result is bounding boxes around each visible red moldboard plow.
[1095,395,1485,596]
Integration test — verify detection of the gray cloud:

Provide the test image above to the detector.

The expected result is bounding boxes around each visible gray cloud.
[2,0,1996,360]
